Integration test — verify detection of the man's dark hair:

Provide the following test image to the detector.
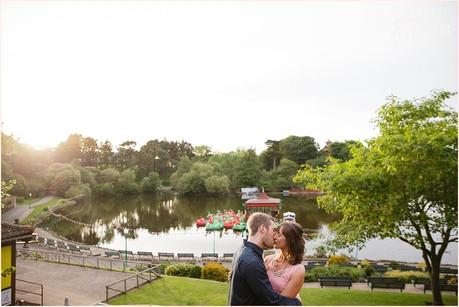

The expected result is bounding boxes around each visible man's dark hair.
[247,212,274,236]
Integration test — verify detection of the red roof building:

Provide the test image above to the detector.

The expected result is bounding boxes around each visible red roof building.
[243,192,281,216]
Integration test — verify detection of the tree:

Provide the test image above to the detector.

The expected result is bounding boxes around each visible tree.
[99,140,114,169]
[204,175,230,194]
[55,134,82,163]
[329,141,357,161]
[115,141,138,170]
[98,168,120,184]
[294,91,457,305]
[142,171,161,193]
[233,149,262,188]
[260,139,282,170]
[10,174,28,196]
[116,169,139,194]
[193,145,212,161]
[80,137,99,166]
[279,135,319,165]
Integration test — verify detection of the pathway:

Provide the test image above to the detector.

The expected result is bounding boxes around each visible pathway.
[16,258,134,305]
[2,196,54,223]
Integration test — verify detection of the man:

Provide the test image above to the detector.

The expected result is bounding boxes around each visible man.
[228,212,301,305]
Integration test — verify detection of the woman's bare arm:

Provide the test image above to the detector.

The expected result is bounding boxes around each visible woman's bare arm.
[280,266,305,299]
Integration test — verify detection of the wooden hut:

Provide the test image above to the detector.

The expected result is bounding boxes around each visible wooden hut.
[243,192,281,217]
[1,222,34,306]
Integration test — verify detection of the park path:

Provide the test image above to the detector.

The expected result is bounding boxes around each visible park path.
[2,196,54,223]
[16,258,133,305]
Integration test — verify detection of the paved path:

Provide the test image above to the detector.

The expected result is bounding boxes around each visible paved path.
[16,258,135,305]
[2,196,54,223]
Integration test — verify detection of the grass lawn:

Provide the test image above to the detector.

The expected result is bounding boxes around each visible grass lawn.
[17,197,42,205]
[21,197,62,224]
[109,276,458,305]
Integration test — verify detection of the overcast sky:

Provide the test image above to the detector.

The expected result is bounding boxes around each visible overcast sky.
[1,1,457,153]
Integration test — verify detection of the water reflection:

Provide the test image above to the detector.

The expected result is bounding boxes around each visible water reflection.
[42,192,335,246]
[39,192,457,264]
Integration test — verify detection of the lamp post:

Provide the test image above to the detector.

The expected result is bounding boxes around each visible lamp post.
[123,228,128,265]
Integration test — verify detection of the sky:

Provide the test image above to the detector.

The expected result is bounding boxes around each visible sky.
[1,1,457,153]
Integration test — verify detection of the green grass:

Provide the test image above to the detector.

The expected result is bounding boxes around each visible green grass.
[17,197,43,205]
[108,276,458,305]
[21,197,62,224]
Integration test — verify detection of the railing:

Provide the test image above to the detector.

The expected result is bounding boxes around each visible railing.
[16,279,44,306]
[18,248,154,273]
[105,266,161,302]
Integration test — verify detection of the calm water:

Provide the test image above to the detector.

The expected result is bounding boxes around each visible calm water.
[41,192,457,265]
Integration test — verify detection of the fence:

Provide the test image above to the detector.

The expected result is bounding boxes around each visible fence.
[18,248,154,273]
[16,279,44,306]
[105,266,161,302]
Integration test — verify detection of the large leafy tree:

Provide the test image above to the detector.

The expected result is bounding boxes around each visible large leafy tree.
[294,91,457,305]
[55,134,83,163]
[280,135,319,165]
[81,137,99,166]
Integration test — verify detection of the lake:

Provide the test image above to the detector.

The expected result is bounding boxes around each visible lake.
[40,192,457,265]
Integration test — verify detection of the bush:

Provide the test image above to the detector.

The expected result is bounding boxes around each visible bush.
[142,171,161,193]
[10,174,28,196]
[64,183,91,199]
[389,261,400,270]
[328,255,349,266]
[157,263,172,275]
[190,265,203,278]
[98,168,120,184]
[202,262,228,282]
[305,265,365,282]
[384,270,429,283]
[364,265,375,277]
[96,183,115,195]
[165,263,201,279]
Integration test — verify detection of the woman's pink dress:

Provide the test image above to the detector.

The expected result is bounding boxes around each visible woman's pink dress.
[265,254,304,294]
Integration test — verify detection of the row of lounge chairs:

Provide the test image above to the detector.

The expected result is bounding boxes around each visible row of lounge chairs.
[108,251,234,262]
[35,236,94,255]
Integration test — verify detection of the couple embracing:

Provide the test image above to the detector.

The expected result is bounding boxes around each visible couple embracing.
[228,212,305,305]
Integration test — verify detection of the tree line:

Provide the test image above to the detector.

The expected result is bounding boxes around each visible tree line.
[1,133,356,198]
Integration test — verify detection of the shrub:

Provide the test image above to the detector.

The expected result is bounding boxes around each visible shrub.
[364,265,375,277]
[389,261,400,270]
[10,174,28,196]
[157,263,172,274]
[384,270,429,283]
[202,262,228,282]
[65,183,91,199]
[328,255,349,266]
[96,183,115,195]
[165,263,201,279]
[189,265,203,279]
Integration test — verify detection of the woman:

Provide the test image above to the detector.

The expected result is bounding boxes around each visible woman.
[265,222,305,300]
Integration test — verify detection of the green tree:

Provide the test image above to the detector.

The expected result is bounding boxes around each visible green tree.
[81,137,99,166]
[204,175,230,194]
[55,134,82,163]
[193,145,212,161]
[294,91,457,305]
[10,174,28,196]
[280,135,319,165]
[260,139,282,170]
[115,141,138,170]
[116,169,139,194]
[142,171,161,193]
[99,140,114,168]
[233,149,262,188]
[49,166,81,196]
[329,141,357,161]
[98,168,120,184]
